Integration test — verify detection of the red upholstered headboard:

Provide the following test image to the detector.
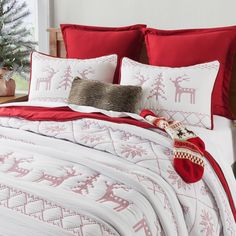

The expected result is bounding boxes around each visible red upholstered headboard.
[47,28,236,117]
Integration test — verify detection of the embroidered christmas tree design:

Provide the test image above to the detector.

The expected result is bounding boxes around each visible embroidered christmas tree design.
[72,173,100,195]
[57,66,73,90]
[147,73,166,101]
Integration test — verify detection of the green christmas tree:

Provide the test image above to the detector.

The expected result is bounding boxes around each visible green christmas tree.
[0,0,36,73]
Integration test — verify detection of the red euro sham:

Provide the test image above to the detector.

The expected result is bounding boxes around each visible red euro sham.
[144,26,236,119]
[61,24,146,84]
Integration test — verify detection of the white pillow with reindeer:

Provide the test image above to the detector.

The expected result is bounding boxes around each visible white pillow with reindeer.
[29,52,117,103]
[120,57,220,129]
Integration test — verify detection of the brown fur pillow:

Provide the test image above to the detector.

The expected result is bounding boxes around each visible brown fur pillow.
[68,77,142,113]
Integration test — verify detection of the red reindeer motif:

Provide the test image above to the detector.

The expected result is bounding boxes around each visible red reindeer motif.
[170,75,196,104]
[35,166,78,187]
[77,67,94,80]
[0,152,13,164]
[133,218,153,236]
[36,67,58,91]
[135,72,148,86]
[97,182,130,212]
[6,158,33,177]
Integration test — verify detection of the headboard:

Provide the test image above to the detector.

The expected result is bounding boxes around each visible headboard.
[48,28,66,58]
[47,28,236,117]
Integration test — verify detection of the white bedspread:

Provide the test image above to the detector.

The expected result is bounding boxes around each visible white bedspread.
[0,108,235,236]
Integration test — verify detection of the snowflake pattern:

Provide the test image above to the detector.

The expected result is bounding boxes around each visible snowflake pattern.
[120,144,147,158]
[167,167,190,190]
[0,116,233,235]
[120,132,132,141]
[200,210,215,236]
[81,121,93,130]
[43,125,66,135]
[81,135,104,144]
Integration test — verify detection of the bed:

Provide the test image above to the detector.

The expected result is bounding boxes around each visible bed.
[48,27,236,171]
[0,27,235,236]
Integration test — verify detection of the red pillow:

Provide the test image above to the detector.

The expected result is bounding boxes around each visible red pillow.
[61,24,146,84]
[144,26,236,119]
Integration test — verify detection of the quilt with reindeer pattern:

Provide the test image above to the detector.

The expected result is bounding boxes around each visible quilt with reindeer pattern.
[0,105,235,236]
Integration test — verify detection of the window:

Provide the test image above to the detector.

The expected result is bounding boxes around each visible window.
[15,0,50,93]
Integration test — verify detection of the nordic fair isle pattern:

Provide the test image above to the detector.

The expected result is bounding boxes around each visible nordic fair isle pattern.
[0,184,118,236]
[0,116,234,235]
[140,109,205,183]
[29,52,117,104]
[120,58,219,129]
[174,142,204,167]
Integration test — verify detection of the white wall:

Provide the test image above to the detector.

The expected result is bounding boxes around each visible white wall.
[52,0,236,29]
[36,0,51,53]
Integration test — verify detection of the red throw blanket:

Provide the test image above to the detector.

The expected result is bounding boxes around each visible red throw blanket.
[0,105,235,221]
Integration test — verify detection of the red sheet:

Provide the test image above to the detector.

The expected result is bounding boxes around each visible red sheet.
[0,106,155,128]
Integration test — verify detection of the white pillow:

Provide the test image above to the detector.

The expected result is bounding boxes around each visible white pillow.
[29,52,117,103]
[120,58,220,129]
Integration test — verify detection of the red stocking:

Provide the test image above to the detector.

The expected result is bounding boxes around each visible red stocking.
[140,109,205,183]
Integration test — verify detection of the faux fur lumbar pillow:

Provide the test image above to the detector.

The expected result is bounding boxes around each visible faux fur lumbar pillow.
[68,77,142,113]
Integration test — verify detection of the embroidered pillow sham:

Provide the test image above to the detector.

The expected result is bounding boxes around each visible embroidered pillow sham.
[60,24,146,84]
[120,58,220,129]
[29,52,117,103]
[68,77,142,113]
[144,26,236,119]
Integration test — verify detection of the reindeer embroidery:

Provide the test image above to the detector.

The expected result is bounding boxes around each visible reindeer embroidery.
[6,158,33,177]
[170,75,196,104]
[77,67,94,80]
[184,128,195,136]
[97,182,130,212]
[176,128,185,139]
[133,217,153,236]
[0,152,13,164]
[135,72,148,86]
[34,166,78,187]
[36,67,58,91]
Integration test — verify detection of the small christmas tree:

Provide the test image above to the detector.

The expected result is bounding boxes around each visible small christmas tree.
[0,0,36,74]
[57,66,73,90]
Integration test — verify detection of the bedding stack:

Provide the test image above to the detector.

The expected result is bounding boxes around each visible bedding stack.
[0,23,235,236]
